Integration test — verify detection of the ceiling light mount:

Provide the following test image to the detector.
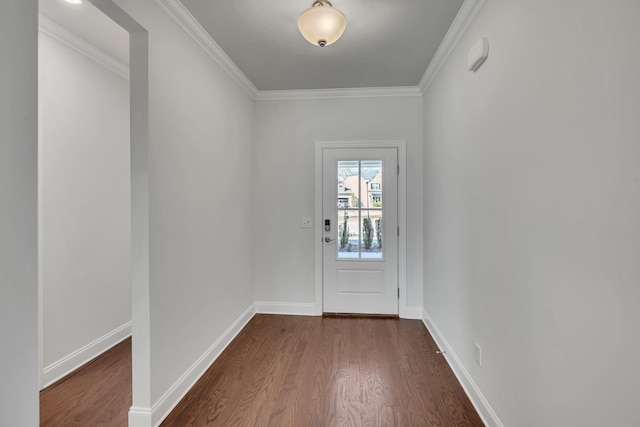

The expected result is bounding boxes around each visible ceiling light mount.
[298,0,347,48]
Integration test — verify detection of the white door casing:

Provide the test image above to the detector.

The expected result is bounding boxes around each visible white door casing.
[322,147,399,315]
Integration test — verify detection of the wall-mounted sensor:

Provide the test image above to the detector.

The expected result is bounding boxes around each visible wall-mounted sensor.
[468,37,489,72]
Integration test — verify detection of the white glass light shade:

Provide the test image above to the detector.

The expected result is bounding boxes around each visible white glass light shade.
[298,2,346,47]
[64,0,83,4]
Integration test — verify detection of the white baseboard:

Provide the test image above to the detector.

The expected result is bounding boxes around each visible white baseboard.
[421,309,503,427]
[149,303,256,427]
[403,306,423,319]
[42,321,132,389]
[128,406,152,427]
[254,301,318,316]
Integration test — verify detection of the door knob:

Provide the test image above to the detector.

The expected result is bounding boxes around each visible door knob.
[324,237,336,243]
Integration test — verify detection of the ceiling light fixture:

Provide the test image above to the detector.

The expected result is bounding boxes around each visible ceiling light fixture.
[298,0,347,48]
[64,0,83,4]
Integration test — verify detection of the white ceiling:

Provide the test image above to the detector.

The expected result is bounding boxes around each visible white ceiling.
[38,0,465,91]
[180,0,465,90]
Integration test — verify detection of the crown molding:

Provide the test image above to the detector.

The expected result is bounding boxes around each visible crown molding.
[155,0,260,100]
[256,86,422,101]
[418,0,487,94]
[38,15,129,80]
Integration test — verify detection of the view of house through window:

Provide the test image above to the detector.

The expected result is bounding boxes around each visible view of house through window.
[337,160,383,259]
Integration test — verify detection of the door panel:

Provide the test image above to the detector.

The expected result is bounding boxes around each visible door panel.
[337,269,384,294]
[322,148,398,315]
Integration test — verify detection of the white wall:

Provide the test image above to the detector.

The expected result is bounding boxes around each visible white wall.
[38,29,131,385]
[0,1,39,425]
[254,96,423,309]
[111,0,256,417]
[422,1,640,426]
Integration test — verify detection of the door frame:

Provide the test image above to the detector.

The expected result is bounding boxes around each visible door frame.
[314,140,408,317]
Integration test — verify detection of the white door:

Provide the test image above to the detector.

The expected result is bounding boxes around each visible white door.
[322,148,398,315]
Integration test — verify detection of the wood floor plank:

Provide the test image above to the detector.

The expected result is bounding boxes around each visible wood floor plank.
[266,317,313,426]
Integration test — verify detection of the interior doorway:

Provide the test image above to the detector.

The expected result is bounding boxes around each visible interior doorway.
[38,2,131,390]
[37,0,148,424]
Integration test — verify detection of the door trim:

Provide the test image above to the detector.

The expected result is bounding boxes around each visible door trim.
[314,140,408,317]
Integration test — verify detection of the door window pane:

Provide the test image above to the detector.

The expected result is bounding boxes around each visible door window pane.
[337,160,360,209]
[337,209,359,258]
[337,160,383,260]
[361,210,382,259]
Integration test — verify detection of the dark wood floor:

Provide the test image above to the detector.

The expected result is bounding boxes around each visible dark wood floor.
[39,316,484,427]
[40,337,132,426]
[163,315,483,426]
